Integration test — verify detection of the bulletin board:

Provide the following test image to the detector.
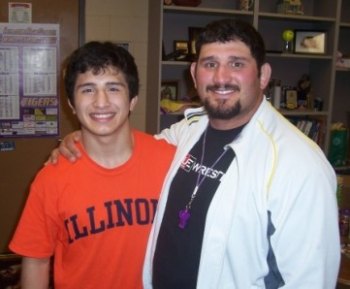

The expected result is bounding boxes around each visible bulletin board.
[0,23,60,137]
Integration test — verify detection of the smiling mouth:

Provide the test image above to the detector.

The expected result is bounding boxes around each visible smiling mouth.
[207,85,239,95]
[207,86,240,99]
[90,112,116,120]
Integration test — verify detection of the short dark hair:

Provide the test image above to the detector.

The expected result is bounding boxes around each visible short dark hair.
[195,19,266,71]
[64,41,139,106]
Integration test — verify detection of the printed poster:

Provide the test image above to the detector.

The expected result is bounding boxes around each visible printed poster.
[0,23,59,137]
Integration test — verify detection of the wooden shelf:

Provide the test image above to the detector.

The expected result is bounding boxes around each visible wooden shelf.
[146,0,348,154]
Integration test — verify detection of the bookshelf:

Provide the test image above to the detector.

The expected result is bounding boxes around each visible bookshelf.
[146,0,348,154]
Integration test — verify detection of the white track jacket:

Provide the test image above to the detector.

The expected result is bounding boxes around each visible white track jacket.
[143,98,340,289]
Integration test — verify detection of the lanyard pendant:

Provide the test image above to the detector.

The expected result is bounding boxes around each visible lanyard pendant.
[178,208,191,229]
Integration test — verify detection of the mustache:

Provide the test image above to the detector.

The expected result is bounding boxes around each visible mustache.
[206,84,240,92]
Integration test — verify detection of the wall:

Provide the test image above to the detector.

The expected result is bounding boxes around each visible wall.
[0,0,149,253]
[0,0,80,253]
[85,0,149,130]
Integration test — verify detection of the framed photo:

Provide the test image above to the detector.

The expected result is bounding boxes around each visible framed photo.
[161,81,178,100]
[285,89,298,109]
[294,30,326,54]
[173,40,189,60]
[188,27,203,58]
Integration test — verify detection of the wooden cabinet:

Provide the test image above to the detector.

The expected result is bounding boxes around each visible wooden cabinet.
[146,0,348,154]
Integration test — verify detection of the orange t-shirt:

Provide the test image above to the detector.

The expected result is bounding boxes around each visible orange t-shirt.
[10,130,175,289]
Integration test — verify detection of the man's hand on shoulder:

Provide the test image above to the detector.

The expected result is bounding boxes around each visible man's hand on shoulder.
[46,130,82,165]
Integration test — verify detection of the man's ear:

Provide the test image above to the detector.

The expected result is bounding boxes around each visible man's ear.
[190,62,198,89]
[260,63,272,90]
[129,96,138,112]
[68,99,76,114]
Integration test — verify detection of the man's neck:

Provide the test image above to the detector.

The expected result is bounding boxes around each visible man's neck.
[81,126,134,169]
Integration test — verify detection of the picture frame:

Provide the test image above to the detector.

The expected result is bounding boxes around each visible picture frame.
[173,40,189,60]
[188,27,203,59]
[294,30,326,54]
[285,89,298,109]
[161,81,178,100]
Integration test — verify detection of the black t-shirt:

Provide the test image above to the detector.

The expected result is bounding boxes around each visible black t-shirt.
[152,125,243,289]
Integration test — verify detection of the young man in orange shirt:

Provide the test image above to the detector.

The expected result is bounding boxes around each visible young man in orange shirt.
[9,41,175,289]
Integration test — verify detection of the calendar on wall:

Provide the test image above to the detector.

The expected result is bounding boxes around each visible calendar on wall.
[0,22,60,138]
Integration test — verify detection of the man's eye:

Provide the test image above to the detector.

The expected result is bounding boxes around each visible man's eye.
[81,88,94,94]
[204,62,217,68]
[231,62,244,68]
[108,87,120,92]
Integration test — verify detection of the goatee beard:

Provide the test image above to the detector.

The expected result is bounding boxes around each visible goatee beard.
[204,98,241,120]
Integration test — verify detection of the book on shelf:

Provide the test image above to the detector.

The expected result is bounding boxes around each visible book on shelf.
[288,117,323,145]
